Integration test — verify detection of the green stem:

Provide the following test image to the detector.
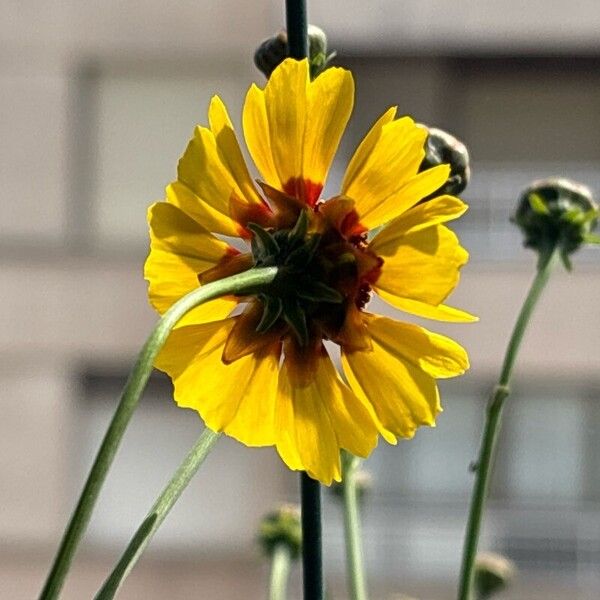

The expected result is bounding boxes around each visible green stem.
[342,452,368,600]
[94,428,220,599]
[269,544,292,600]
[457,250,558,600]
[39,266,278,600]
[301,472,323,600]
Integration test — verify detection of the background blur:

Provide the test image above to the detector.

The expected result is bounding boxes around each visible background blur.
[2,1,600,598]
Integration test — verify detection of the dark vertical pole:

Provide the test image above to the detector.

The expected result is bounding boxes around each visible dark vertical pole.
[301,472,323,600]
[285,0,308,59]
[285,3,320,598]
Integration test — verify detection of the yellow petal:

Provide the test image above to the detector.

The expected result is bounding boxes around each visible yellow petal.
[342,106,397,192]
[371,223,468,306]
[343,116,438,227]
[277,350,342,484]
[242,83,281,188]
[219,348,281,447]
[208,95,263,205]
[177,123,270,232]
[144,202,238,325]
[166,182,242,237]
[359,164,451,230]
[274,380,304,472]
[363,314,469,379]
[377,195,468,237]
[302,67,354,197]
[373,290,478,323]
[155,319,279,436]
[263,59,309,193]
[342,319,443,441]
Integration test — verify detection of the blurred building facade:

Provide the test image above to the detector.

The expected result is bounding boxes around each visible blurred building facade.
[2,1,600,598]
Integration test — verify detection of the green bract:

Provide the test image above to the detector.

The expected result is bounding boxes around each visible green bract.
[248,211,348,347]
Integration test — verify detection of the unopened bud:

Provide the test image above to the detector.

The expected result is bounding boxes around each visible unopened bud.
[257,504,301,560]
[254,31,288,79]
[474,552,515,599]
[513,177,598,266]
[419,126,471,197]
[254,25,334,79]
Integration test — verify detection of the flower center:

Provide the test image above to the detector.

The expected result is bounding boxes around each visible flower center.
[247,207,381,348]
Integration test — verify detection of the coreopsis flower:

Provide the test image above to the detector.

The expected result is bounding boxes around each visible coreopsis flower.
[145,58,475,484]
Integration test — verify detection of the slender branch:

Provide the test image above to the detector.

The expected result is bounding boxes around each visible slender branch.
[342,452,369,600]
[457,250,558,600]
[94,428,220,599]
[39,266,278,600]
[269,545,293,600]
[301,473,323,600]
[285,0,308,59]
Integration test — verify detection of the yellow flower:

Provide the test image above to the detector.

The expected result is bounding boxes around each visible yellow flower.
[145,59,475,485]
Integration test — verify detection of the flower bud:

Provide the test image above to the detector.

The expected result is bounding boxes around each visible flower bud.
[474,552,515,599]
[513,177,598,265]
[254,31,288,79]
[257,504,302,560]
[254,25,334,79]
[419,126,471,197]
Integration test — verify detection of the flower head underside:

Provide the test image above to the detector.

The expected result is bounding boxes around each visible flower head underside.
[145,58,475,484]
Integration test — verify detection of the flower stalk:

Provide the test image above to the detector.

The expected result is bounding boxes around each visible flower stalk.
[301,473,323,600]
[269,545,293,600]
[284,3,324,600]
[457,249,558,600]
[39,266,278,600]
[95,428,220,599]
[342,452,369,600]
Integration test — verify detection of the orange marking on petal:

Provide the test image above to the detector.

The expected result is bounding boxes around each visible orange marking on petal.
[229,193,275,238]
[317,196,368,240]
[283,335,324,387]
[222,300,285,364]
[283,177,323,208]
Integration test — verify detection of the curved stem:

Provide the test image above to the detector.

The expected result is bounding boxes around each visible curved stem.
[342,452,369,600]
[39,266,278,600]
[301,473,323,600]
[95,428,220,599]
[457,250,558,600]
[269,545,292,600]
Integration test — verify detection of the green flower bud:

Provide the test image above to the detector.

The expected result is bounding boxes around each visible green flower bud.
[419,126,471,198]
[257,504,302,560]
[513,177,599,267]
[474,552,515,599]
[254,25,335,79]
[254,31,288,79]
